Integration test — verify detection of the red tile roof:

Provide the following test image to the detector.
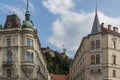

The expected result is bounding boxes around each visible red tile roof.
[100,23,120,37]
[50,74,69,80]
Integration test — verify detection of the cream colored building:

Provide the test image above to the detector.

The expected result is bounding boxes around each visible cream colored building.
[70,10,120,80]
[0,0,50,80]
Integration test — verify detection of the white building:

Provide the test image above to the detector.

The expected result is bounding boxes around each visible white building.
[0,0,50,80]
[70,9,120,80]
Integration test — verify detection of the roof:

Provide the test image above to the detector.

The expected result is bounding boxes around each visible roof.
[91,10,101,34]
[22,21,34,29]
[51,74,69,80]
[101,23,120,36]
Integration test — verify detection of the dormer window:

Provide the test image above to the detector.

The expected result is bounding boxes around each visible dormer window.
[7,22,12,28]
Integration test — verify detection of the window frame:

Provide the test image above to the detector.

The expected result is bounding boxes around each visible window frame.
[96,40,100,48]
[113,70,116,77]
[7,69,11,77]
[91,55,95,64]
[7,38,11,47]
[96,54,100,64]
[91,41,95,49]
[112,41,116,49]
[26,38,33,47]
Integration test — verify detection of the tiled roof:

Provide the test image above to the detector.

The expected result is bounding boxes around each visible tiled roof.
[100,23,120,36]
[50,74,69,80]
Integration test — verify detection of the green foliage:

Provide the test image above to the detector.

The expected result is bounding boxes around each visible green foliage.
[44,52,73,75]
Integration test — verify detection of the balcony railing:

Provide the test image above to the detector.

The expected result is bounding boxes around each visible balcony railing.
[2,61,14,66]
[89,64,102,73]
[90,48,102,53]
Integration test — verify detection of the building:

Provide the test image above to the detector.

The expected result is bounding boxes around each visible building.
[70,9,120,80]
[42,47,55,57]
[0,0,50,80]
[69,62,73,80]
[42,47,67,58]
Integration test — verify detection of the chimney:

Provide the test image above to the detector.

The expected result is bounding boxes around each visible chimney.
[101,23,104,28]
[113,27,118,32]
[108,25,111,30]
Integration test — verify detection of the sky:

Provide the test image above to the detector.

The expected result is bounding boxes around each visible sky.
[1,0,120,58]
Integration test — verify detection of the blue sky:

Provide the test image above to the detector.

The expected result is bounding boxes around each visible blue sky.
[1,0,120,58]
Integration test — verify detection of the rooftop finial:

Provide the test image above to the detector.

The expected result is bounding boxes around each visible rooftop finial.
[25,0,30,21]
[27,0,29,11]
[96,0,98,14]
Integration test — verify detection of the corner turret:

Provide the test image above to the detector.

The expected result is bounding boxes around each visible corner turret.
[91,8,101,34]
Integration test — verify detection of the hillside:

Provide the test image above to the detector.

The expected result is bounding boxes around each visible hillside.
[43,49,73,75]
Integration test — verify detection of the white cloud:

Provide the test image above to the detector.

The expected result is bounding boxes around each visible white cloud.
[0,3,25,20]
[43,0,120,57]
[48,12,93,51]
[43,0,75,15]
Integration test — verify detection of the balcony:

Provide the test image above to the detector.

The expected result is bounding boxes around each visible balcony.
[89,64,102,73]
[90,48,102,53]
[21,61,34,77]
[2,61,14,67]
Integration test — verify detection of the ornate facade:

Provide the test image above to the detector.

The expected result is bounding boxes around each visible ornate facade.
[0,0,50,80]
[70,10,120,80]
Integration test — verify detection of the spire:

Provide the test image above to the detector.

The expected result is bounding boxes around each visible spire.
[63,44,66,54]
[27,0,29,11]
[91,8,101,34]
[25,0,30,21]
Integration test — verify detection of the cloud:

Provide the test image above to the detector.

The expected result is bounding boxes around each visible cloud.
[43,0,120,57]
[48,12,93,51]
[43,0,75,15]
[0,3,25,20]
[0,0,35,21]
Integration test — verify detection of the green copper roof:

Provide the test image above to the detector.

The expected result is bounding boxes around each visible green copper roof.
[22,21,34,29]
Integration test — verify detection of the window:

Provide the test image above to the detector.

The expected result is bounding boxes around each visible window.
[113,55,116,64]
[31,53,33,62]
[91,41,95,49]
[26,52,31,62]
[7,69,11,77]
[7,51,12,64]
[91,55,95,64]
[96,40,100,48]
[112,41,116,49]
[113,70,116,77]
[7,39,11,47]
[7,22,12,28]
[96,54,100,64]
[27,38,33,46]
[26,52,34,62]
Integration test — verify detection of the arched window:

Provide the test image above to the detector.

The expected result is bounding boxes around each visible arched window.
[7,51,12,64]
[96,54,100,64]
[113,55,116,64]
[91,41,95,49]
[112,41,116,49]
[26,52,31,62]
[96,40,100,48]
[91,55,95,64]
[7,69,11,77]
